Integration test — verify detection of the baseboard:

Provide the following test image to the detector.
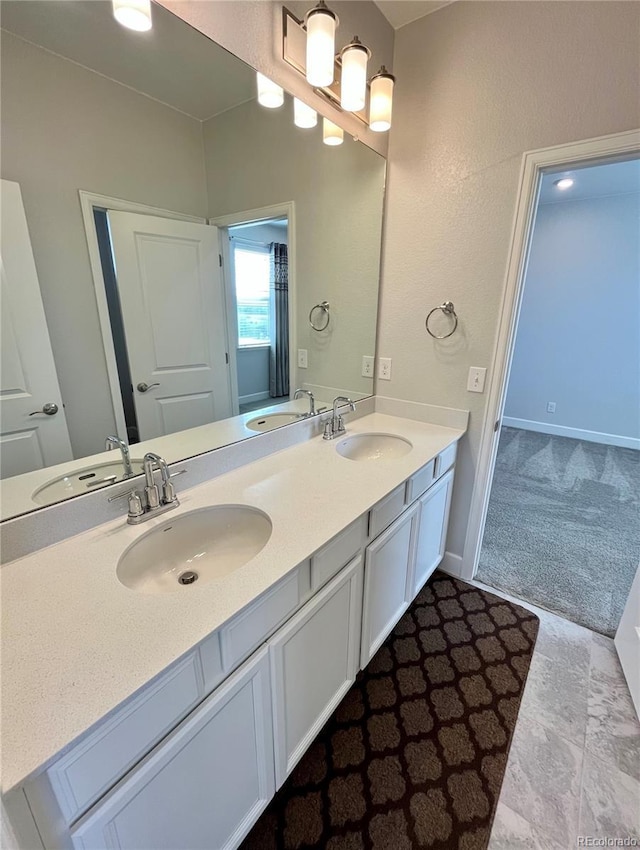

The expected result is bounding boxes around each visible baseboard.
[239,391,271,405]
[502,417,640,451]
[438,551,464,578]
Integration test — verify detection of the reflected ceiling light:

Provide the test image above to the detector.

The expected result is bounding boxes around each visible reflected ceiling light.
[293,98,318,128]
[323,117,343,146]
[553,177,574,190]
[112,0,152,31]
[256,72,284,109]
[305,1,338,88]
[340,37,370,113]
[369,66,395,132]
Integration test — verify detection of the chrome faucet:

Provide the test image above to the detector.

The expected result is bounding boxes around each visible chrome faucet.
[108,452,185,524]
[294,388,315,416]
[105,435,134,478]
[323,396,356,440]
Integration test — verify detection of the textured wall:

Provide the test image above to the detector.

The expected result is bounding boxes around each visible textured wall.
[378,1,640,564]
[505,192,640,440]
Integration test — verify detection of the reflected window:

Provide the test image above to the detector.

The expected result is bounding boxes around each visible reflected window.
[233,245,270,346]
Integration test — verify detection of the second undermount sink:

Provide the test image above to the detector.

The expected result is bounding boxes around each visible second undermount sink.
[246,412,304,432]
[117,505,272,594]
[32,460,144,506]
[336,433,413,462]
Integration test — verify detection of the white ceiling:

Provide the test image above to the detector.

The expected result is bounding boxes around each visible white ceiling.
[539,159,640,205]
[374,1,453,29]
[0,0,255,121]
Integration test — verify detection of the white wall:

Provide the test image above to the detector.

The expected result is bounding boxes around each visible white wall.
[505,192,640,443]
[378,1,640,564]
[0,31,207,458]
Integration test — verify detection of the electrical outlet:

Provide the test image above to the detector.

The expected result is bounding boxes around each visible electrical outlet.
[547,401,556,413]
[361,355,374,378]
[467,366,487,393]
[379,357,392,381]
[297,348,308,369]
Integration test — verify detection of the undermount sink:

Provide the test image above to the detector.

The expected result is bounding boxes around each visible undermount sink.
[246,412,304,433]
[117,505,273,594]
[336,433,413,462]
[32,460,144,506]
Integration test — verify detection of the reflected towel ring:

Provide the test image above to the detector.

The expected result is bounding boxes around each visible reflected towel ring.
[309,301,330,332]
[425,301,458,339]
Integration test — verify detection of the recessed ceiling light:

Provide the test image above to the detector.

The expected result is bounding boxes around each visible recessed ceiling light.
[553,178,574,190]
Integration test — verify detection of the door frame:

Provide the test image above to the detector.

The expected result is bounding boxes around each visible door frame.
[463,128,640,580]
[209,202,296,413]
[79,191,205,438]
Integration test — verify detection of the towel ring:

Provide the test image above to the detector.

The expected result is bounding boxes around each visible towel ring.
[309,301,330,332]
[426,301,458,339]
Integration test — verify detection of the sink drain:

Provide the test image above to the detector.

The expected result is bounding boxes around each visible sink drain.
[178,571,199,585]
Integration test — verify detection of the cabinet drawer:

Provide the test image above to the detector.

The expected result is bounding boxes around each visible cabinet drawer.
[369,484,405,539]
[311,516,366,591]
[405,459,435,503]
[220,561,311,671]
[44,649,206,824]
[435,442,457,479]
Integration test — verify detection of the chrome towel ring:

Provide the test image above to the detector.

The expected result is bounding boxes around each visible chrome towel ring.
[309,301,330,332]
[426,301,458,339]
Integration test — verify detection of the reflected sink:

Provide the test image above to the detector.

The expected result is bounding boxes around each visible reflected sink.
[32,460,144,506]
[117,505,272,594]
[336,433,413,462]
[246,412,304,433]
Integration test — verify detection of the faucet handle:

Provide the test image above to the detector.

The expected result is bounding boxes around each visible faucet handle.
[108,487,144,518]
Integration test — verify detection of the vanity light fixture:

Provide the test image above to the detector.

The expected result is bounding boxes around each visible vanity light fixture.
[305,1,338,87]
[369,66,395,132]
[340,37,370,113]
[112,0,152,32]
[553,177,575,190]
[323,117,344,146]
[256,72,284,109]
[294,98,318,128]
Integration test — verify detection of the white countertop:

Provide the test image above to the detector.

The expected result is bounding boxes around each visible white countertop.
[1,412,464,792]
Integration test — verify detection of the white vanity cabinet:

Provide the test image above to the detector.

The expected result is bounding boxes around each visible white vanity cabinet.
[411,468,455,597]
[69,647,274,850]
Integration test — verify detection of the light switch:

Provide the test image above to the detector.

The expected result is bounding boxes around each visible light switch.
[379,358,392,381]
[467,366,486,393]
[361,355,374,378]
[297,349,308,369]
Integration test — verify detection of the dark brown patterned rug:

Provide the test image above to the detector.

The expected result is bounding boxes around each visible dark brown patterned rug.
[242,571,539,850]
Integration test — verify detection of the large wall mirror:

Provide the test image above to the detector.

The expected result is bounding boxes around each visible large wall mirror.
[0,0,386,520]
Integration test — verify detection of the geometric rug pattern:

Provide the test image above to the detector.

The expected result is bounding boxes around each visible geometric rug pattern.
[478,427,639,636]
[241,572,539,850]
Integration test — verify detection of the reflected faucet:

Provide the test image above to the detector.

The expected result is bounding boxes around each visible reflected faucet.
[105,435,134,479]
[294,388,315,417]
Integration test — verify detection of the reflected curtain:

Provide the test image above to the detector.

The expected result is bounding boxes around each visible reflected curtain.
[269,242,289,398]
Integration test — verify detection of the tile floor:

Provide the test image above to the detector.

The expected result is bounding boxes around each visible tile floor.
[475,581,640,849]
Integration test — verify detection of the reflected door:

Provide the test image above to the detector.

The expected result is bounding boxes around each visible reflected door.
[107,212,232,441]
[0,180,73,478]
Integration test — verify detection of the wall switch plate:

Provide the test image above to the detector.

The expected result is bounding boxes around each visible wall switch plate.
[297,349,308,369]
[361,355,374,378]
[467,366,487,393]
[547,401,556,413]
[379,357,392,381]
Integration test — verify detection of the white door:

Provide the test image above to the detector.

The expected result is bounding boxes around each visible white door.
[270,556,363,788]
[70,647,274,850]
[107,211,232,441]
[411,469,455,598]
[615,564,640,720]
[0,180,72,478]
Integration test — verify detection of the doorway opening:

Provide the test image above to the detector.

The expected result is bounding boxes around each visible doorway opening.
[476,157,640,636]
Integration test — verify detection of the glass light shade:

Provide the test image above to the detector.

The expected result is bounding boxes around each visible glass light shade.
[256,72,284,109]
[323,117,343,146]
[306,5,336,87]
[369,69,395,132]
[340,40,369,113]
[293,98,318,129]
[112,0,152,31]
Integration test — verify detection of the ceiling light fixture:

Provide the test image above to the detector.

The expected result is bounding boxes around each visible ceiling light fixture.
[323,117,344,146]
[112,0,152,32]
[293,98,318,128]
[305,0,338,88]
[256,73,284,109]
[553,177,574,190]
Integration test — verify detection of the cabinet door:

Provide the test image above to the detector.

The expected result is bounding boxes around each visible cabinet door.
[70,648,274,850]
[270,556,363,788]
[411,468,454,599]
[360,503,419,668]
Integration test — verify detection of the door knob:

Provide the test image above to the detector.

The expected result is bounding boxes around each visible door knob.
[137,382,160,393]
[29,402,59,416]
